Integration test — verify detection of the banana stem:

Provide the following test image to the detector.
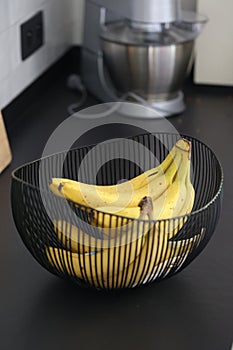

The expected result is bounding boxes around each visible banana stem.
[138,196,153,217]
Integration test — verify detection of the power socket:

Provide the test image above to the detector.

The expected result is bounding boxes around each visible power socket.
[21,11,44,61]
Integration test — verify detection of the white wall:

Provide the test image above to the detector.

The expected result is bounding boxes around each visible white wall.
[0,0,84,110]
[194,0,233,86]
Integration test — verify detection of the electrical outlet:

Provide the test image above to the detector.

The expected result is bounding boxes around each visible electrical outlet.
[21,11,44,61]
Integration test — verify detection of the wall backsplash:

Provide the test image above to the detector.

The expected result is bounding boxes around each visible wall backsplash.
[0,0,84,110]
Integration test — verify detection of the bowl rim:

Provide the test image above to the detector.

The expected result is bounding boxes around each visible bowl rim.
[100,20,196,47]
[11,132,224,223]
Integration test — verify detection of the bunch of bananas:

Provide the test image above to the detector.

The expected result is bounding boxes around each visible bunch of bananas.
[47,138,204,288]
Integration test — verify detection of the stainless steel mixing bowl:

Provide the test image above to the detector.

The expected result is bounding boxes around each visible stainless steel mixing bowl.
[100,21,195,102]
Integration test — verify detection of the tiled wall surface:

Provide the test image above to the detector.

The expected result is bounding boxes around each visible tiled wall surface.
[0,0,84,110]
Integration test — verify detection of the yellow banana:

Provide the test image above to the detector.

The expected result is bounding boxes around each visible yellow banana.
[107,229,204,289]
[91,141,192,231]
[52,154,180,208]
[140,228,205,286]
[122,154,196,288]
[91,207,140,229]
[47,197,154,288]
[54,220,99,254]
[163,153,195,240]
[49,146,174,197]
[47,186,199,289]
[49,139,190,208]
[54,214,148,252]
[105,149,196,288]
[47,227,203,289]
[46,138,197,289]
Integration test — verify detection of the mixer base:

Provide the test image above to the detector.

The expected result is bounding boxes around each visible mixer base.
[149,91,186,117]
[122,91,186,118]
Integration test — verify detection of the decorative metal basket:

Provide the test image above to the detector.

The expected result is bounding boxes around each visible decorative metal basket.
[11,133,223,290]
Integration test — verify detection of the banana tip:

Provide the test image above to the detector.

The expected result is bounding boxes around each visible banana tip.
[176,138,192,159]
[183,139,192,160]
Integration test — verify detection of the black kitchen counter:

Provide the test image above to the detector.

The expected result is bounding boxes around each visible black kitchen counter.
[1,59,233,350]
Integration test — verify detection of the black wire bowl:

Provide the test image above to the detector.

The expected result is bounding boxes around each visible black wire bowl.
[11,133,223,290]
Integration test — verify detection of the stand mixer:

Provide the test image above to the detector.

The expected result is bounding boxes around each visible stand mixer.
[81,0,207,117]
